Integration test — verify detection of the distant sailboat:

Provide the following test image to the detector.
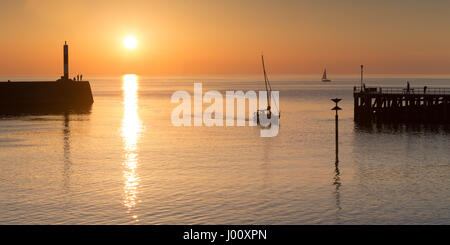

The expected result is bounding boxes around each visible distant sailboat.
[256,55,280,125]
[322,69,331,82]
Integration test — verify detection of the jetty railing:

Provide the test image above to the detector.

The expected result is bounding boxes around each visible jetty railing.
[354,86,450,95]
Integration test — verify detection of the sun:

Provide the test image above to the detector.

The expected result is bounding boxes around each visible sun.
[123,35,138,50]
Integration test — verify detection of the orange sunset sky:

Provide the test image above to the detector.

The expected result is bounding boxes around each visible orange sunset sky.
[1,0,450,76]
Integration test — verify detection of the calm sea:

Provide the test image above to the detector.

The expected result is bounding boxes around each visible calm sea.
[1,75,450,224]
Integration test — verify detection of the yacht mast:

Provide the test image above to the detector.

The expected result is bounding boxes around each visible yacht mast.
[261,54,271,111]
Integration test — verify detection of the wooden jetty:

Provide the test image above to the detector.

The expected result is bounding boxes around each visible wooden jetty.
[354,86,450,123]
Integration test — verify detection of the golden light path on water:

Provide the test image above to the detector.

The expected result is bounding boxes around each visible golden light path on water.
[121,74,143,222]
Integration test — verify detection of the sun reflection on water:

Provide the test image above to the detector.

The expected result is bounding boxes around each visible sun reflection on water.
[121,74,143,222]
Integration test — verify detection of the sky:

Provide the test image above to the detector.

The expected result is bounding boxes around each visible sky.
[1,0,450,76]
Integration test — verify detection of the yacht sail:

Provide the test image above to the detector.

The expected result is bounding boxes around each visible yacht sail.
[322,68,331,82]
[256,55,280,125]
[262,55,272,117]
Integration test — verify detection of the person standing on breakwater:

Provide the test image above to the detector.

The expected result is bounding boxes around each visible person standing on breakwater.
[424,86,427,94]
[406,81,410,93]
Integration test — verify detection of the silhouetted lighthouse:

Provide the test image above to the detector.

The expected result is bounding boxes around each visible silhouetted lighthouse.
[64,41,69,80]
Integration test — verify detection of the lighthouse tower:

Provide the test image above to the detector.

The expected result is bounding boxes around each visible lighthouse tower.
[63,41,69,80]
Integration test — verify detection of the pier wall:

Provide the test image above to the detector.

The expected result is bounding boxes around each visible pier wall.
[354,87,450,123]
[0,81,93,114]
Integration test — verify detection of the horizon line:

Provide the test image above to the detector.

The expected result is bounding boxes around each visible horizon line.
[2,73,450,78]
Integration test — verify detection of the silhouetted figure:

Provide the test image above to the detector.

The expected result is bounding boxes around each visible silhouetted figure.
[363,83,366,92]
[80,74,83,81]
[424,86,427,94]
[77,75,79,81]
[406,81,410,93]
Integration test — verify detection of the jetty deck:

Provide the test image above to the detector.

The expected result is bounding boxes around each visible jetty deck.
[354,86,450,123]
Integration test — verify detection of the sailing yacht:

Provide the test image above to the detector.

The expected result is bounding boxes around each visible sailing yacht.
[321,69,331,82]
[256,55,280,125]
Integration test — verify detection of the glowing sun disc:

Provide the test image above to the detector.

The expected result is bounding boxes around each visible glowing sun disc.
[123,36,138,50]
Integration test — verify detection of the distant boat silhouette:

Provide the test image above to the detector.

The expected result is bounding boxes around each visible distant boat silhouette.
[321,69,331,82]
